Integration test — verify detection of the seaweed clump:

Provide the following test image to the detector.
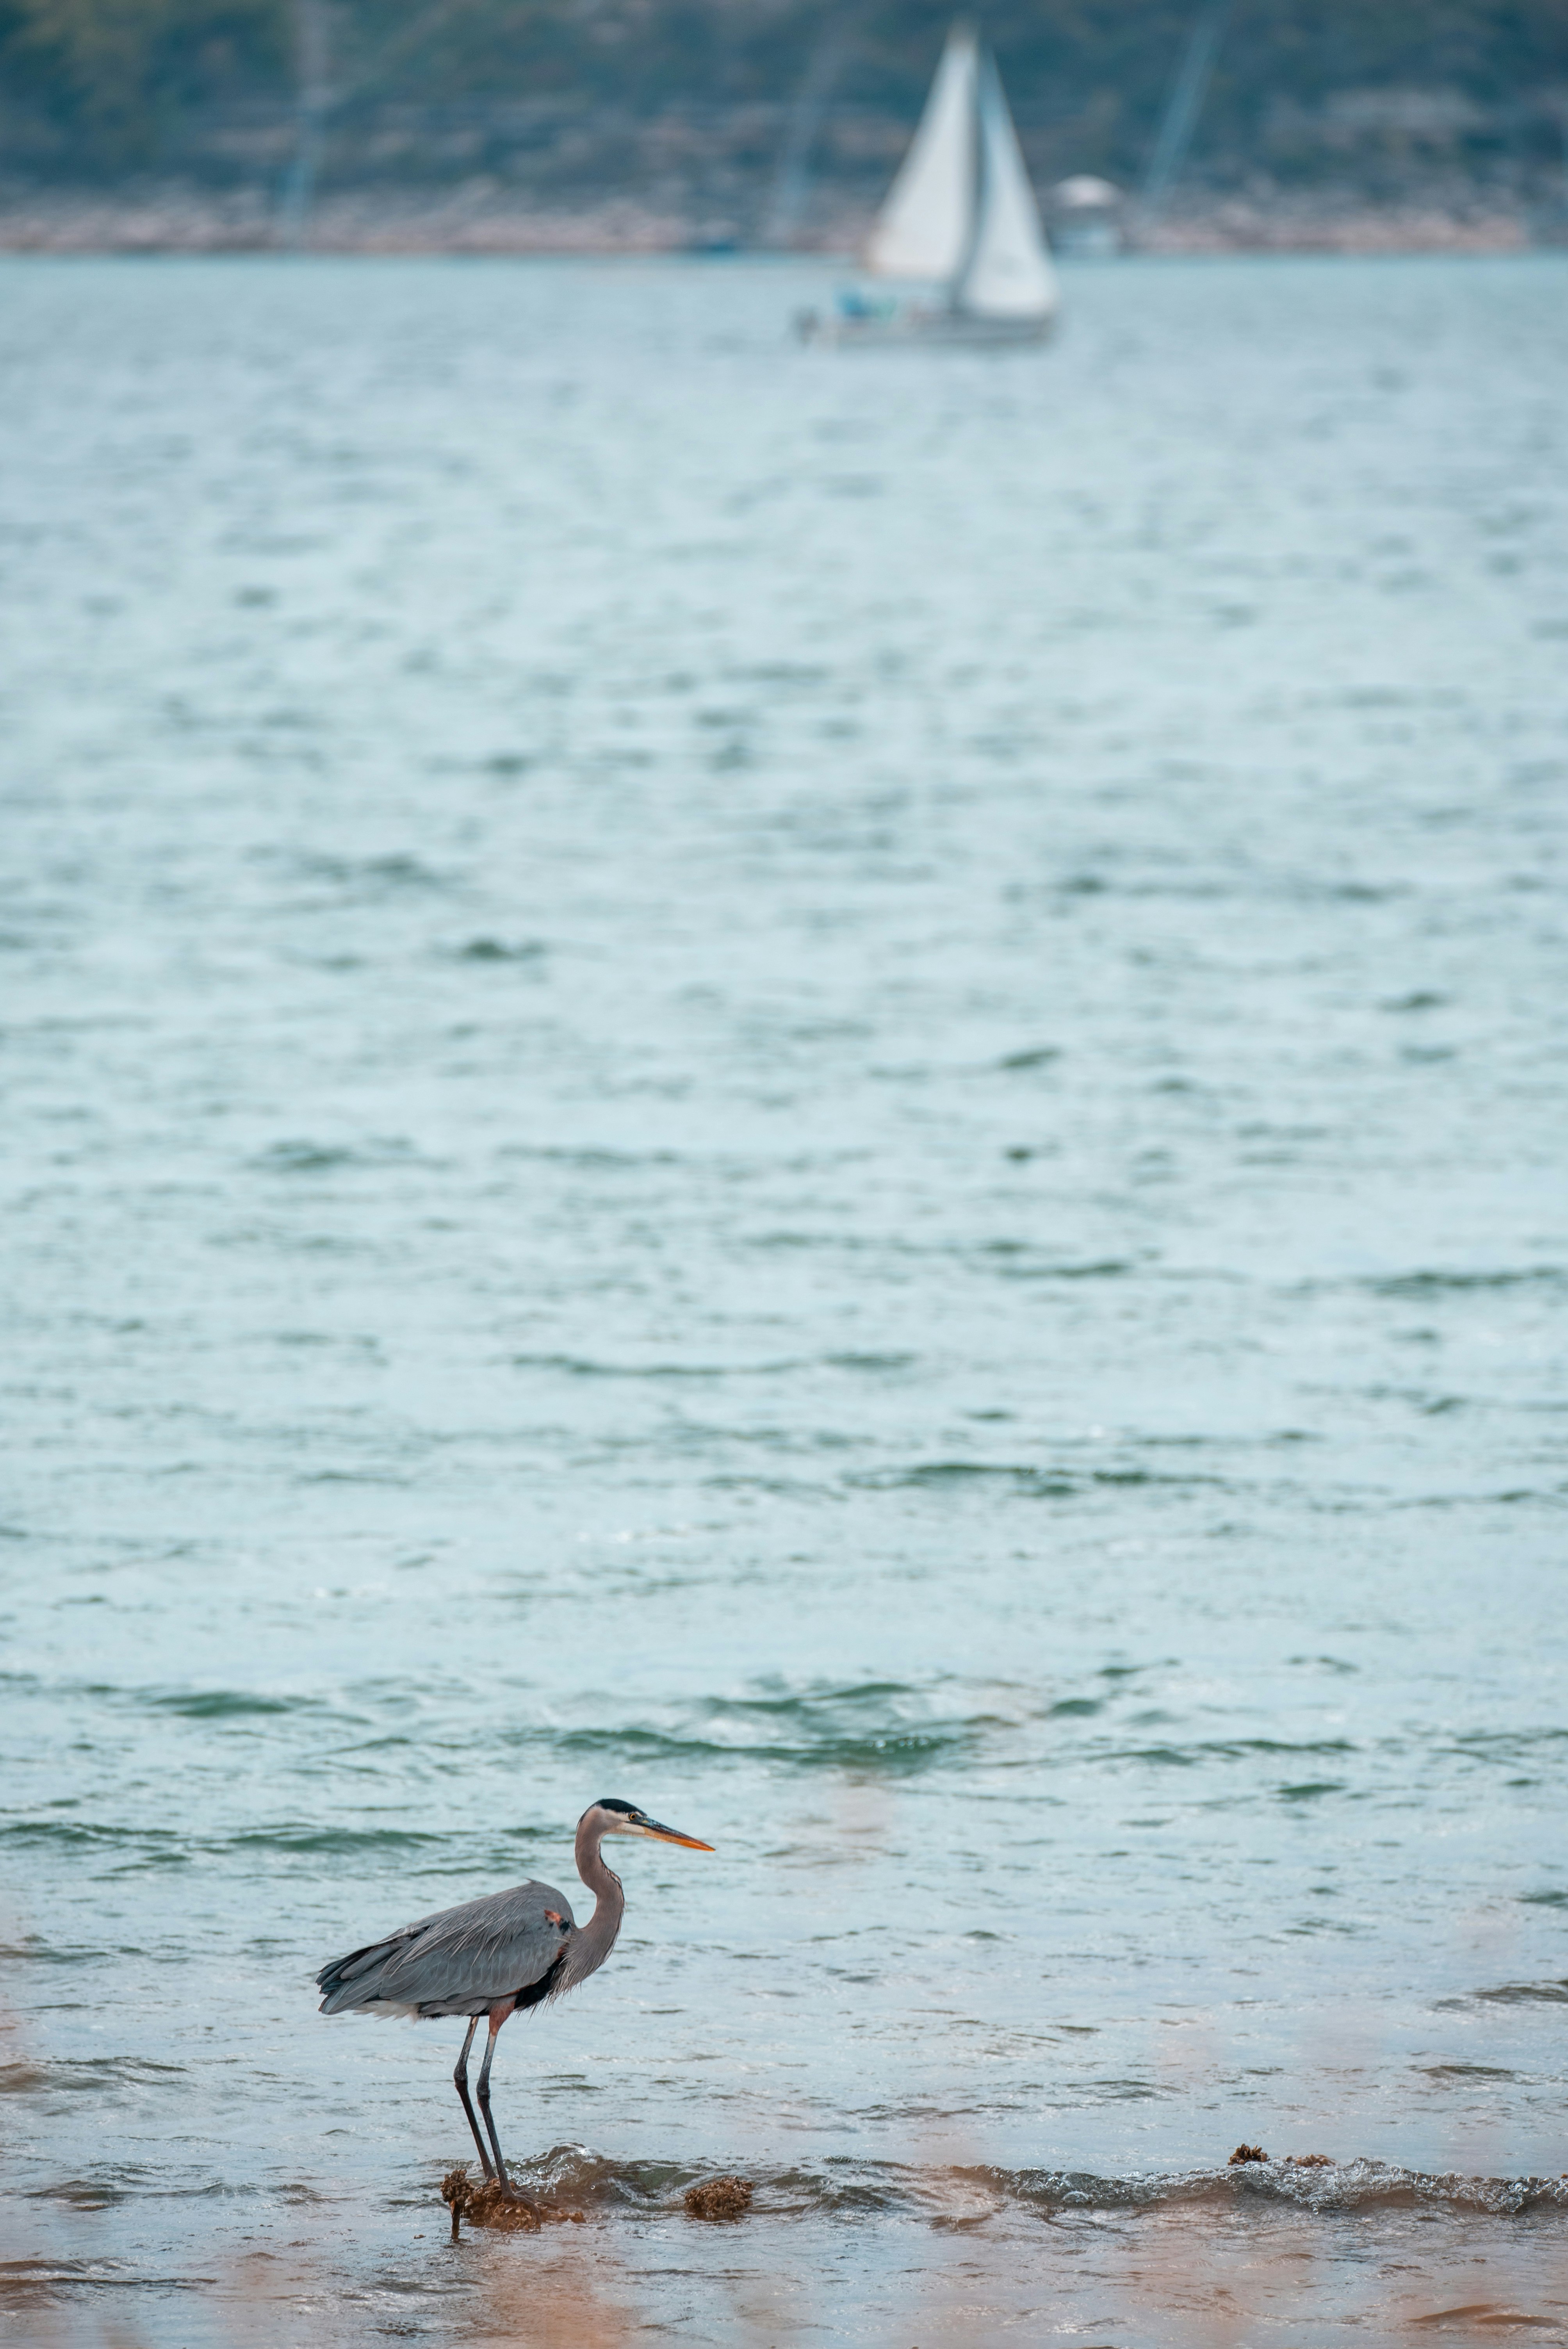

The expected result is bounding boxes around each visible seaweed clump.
[1224,2146,1336,2169]
[440,2165,585,2239]
[683,2176,754,2220]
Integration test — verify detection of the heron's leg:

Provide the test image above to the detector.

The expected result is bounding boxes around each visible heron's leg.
[453,2016,493,2180]
[476,1999,527,2199]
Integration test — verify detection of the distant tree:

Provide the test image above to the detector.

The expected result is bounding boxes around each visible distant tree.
[2,0,288,157]
[2,0,1565,178]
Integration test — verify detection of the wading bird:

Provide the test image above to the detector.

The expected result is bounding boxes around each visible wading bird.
[315,1798,713,2198]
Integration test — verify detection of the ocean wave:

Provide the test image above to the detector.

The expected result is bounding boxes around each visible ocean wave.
[0,2256,215,2306]
[252,847,454,897]
[548,1675,1058,1773]
[146,1690,309,1718]
[1366,1269,1566,1298]
[1000,2160,1568,2221]
[12,2056,185,2092]
[251,1137,433,1176]
[489,2148,1568,2224]
[844,1461,1228,1499]
[504,1347,918,1381]
[444,936,547,963]
[554,1719,973,1773]
[227,1825,446,1855]
[484,1678,1394,1783]
[0,1818,443,1868]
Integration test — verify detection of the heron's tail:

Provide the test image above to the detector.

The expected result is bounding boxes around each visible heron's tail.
[315,1934,412,2014]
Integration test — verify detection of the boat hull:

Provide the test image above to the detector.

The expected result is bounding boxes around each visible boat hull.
[795,306,1054,349]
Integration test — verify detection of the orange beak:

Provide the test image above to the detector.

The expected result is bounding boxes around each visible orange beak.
[643,1818,715,1851]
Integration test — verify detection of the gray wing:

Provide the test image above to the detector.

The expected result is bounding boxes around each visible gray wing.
[316,1880,576,2019]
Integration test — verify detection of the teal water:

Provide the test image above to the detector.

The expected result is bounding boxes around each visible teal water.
[2,252,1566,2346]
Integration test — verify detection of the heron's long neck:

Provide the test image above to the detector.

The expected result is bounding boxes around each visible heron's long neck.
[565,1817,625,1989]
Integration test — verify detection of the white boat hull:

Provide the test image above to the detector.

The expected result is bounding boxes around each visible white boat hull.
[795,305,1054,349]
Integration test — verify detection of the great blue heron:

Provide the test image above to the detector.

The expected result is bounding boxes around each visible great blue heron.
[315,1798,713,2198]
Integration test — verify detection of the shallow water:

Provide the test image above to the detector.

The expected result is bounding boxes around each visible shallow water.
[2,251,1566,2346]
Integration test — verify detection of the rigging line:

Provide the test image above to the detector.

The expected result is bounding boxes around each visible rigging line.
[1139,0,1233,222]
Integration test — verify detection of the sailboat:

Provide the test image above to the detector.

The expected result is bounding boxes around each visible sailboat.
[797,21,1058,346]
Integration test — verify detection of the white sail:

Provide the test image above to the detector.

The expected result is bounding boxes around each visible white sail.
[863,23,978,281]
[954,54,1058,322]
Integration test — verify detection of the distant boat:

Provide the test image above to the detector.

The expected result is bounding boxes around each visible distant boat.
[797,21,1059,346]
[1049,175,1126,258]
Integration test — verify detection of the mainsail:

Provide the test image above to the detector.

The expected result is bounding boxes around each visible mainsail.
[863,23,978,280]
[954,52,1059,321]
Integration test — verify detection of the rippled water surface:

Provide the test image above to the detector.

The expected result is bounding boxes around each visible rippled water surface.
[3,252,1567,2345]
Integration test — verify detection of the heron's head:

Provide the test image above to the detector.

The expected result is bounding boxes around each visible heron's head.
[580,1797,713,1852]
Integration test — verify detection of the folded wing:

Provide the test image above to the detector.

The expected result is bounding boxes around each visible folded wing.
[316,1880,576,2019]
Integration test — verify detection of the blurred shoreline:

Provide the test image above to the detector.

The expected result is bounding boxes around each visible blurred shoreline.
[0,180,1554,255]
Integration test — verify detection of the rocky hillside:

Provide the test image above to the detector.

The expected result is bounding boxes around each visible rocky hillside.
[1,0,1564,246]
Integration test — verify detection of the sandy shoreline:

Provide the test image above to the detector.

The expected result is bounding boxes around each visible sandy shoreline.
[0,178,1555,255]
